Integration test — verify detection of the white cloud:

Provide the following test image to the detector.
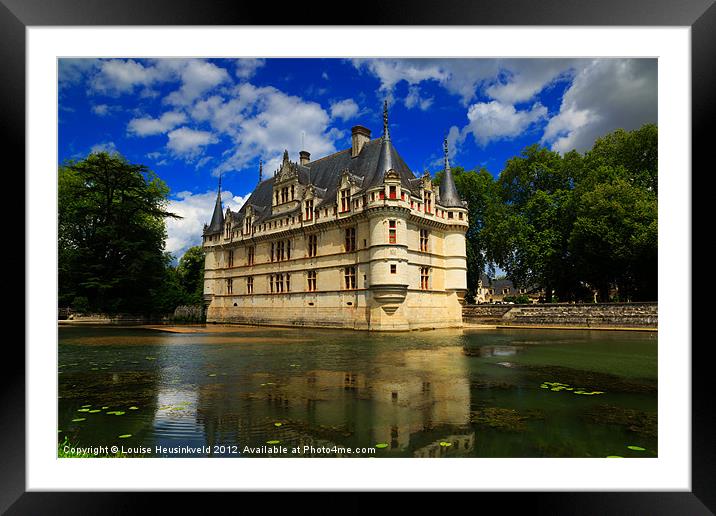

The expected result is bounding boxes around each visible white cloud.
[404,85,433,111]
[59,59,100,89]
[235,58,266,80]
[484,59,580,104]
[90,59,166,95]
[167,127,219,158]
[541,59,657,153]
[321,71,329,80]
[90,141,119,154]
[192,83,338,176]
[330,98,359,120]
[166,189,250,258]
[91,104,111,116]
[465,100,548,146]
[163,59,231,106]
[127,111,187,136]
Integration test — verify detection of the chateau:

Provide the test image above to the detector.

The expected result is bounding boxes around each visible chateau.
[202,103,468,331]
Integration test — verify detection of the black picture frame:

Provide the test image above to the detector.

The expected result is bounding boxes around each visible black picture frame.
[4,0,709,512]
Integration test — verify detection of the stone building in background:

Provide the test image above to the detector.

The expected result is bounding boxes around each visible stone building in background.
[201,102,468,331]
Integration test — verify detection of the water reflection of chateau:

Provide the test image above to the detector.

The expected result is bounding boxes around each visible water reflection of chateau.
[194,345,475,456]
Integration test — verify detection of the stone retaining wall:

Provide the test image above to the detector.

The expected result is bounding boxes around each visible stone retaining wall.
[463,302,657,328]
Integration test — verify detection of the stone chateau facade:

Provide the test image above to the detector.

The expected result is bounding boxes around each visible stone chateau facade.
[202,103,468,330]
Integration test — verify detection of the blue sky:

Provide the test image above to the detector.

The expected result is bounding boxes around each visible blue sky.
[58,58,657,259]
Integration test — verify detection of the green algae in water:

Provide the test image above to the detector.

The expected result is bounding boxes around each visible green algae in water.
[627,445,646,451]
[266,440,281,445]
[375,443,389,449]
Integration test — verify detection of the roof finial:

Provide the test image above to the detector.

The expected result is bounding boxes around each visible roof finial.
[258,159,263,183]
[283,149,289,163]
[383,99,390,141]
[218,171,222,195]
[444,135,451,172]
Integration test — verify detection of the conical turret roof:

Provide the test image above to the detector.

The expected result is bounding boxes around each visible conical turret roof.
[439,137,463,208]
[205,175,224,234]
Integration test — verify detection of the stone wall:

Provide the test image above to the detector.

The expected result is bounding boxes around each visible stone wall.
[463,302,657,328]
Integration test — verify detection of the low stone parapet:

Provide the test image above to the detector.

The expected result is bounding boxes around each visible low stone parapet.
[463,302,657,328]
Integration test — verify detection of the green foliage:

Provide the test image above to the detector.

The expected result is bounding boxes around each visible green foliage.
[177,245,206,304]
[59,152,180,314]
[503,295,531,304]
[448,124,657,302]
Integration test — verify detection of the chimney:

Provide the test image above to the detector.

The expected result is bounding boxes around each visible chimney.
[351,125,371,158]
[299,150,311,166]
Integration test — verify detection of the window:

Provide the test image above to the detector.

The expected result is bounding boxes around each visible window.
[379,190,385,200]
[226,278,233,295]
[390,264,397,274]
[389,185,397,199]
[247,276,254,294]
[277,273,284,293]
[270,243,275,262]
[344,267,356,290]
[286,274,291,292]
[286,240,291,260]
[308,234,318,257]
[227,250,234,267]
[448,211,454,219]
[269,275,274,293]
[459,212,463,219]
[304,199,313,221]
[420,229,429,252]
[291,185,295,200]
[307,270,317,292]
[345,227,356,252]
[388,220,397,244]
[277,240,285,261]
[340,189,350,212]
[420,267,429,290]
[247,246,254,266]
[423,191,432,214]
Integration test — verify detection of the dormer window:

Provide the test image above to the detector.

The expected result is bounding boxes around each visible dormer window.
[389,186,397,199]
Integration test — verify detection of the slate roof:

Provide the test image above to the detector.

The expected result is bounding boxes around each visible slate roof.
[228,136,424,225]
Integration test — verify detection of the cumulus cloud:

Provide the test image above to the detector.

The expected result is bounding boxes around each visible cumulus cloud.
[404,85,433,111]
[90,141,119,154]
[90,59,166,95]
[166,189,250,258]
[541,59,657,153]
[465,100,548,146]
[59,59,100,89]
[127,111,187,136]
[485,59,580,104]
[235,58,266,80]
[330,98,359,120]
[192,83,338,176]
[167,127,219,158]
[163,59,231,106]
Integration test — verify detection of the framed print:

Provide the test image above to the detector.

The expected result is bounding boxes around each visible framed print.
[4,0,712,512]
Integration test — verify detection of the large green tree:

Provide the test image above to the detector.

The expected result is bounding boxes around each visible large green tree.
[176,245,206,305]
[58,152,179,313]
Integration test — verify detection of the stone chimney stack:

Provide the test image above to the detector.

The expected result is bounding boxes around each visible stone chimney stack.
[299,150,311,166]
[351,125,371,158]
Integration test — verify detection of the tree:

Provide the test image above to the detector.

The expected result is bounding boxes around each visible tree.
[434,166,498,302]
[176,246,206,305]
[58,152,179,314]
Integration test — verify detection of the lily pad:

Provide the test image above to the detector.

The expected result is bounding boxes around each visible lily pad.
[266,440,281,445]
[101,406,109,409]
[208,373,217,377]
[81,404,92,408]
[118,434,132,439]
[88,409,101,413]
[375,443,389,449]
[71,418,86,422]
[439,442,452,447]
[129,406,139,410]
[77,408,90,412]
[606,455,623,458]
[627,445,646,451]
[274,422,282,427]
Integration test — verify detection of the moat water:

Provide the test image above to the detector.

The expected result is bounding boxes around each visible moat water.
[58,325,657,458]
